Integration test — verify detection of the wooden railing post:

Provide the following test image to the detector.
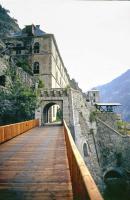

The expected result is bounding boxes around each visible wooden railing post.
[63,120,104,200]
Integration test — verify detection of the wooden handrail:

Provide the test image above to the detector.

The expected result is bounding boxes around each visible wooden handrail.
[63,120,104,200]
[0,119,39,144]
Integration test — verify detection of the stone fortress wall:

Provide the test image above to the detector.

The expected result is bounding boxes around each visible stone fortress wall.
[67,88,130,191]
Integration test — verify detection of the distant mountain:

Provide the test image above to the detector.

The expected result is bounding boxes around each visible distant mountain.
[97,69,130,121]
[0,5,20,38]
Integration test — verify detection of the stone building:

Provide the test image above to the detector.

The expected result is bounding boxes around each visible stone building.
[3,24,70,122]
[86,89,100,105]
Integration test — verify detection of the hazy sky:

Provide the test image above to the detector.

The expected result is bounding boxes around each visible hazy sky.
[1,0,130,91]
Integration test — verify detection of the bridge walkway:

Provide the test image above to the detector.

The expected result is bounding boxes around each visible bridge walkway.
[0,126,73,200]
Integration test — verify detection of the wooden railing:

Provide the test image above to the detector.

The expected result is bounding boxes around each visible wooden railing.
[0,119,39,144]
[63,120,104,200]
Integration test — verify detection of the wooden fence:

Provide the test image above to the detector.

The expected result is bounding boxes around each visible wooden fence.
[0,119,39,144]
[63,120,104,200]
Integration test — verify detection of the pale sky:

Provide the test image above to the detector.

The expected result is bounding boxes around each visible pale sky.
[1,0,130,91]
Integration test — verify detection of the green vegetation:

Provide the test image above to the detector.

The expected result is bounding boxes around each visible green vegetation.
[89,111,97,123]
[0,67,38,125]
[56,108,62,122]
[38,79,44,88]
[0,5,20,37]
[116,120,130,135]
[16,59,33,75]
[64,85,70,93]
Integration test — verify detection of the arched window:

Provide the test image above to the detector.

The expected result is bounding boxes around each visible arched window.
[83,143,89,157]
[33,62,40,74]
[34,42,40,53]
[16,43,22,54]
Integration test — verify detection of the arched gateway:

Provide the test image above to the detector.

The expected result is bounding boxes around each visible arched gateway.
[43,101,63,124]
[35,88,70,126]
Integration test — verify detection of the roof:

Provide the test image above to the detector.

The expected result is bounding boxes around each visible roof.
[95,103,122,106]
[11,25,46,37]
[88,90,99,92]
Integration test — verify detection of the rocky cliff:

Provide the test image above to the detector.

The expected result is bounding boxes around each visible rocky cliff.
[0,4,20,38]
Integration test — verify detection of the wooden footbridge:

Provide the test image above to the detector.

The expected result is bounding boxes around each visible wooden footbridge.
[0,120,103,200]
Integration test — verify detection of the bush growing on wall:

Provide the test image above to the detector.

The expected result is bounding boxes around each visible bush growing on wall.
[0,67,38,125]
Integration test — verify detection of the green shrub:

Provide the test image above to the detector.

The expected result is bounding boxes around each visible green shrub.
[89,111,96,123]
[0,68,38,125]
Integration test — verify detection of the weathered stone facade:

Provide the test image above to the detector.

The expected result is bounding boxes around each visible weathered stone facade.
[2,25,70,89]
[67,88,104,190]
[2,25,70,122]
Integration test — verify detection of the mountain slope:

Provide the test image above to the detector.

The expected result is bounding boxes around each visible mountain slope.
[0,4,20,37]
[97,69,130,121]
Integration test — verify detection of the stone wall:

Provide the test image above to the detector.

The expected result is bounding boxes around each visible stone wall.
[51,36,70,88]
[96,116,130,179]
[0,55,34,88]
[96,118,123,171]
[122,136,130,171]
[68,88,104,190]
[0,54,9,73]
[96,112,119,130]
[36,88,70,126]
[68,88,130,190]
[16,67,34,87]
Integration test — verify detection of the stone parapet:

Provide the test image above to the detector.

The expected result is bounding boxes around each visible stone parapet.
[40,88,68,97]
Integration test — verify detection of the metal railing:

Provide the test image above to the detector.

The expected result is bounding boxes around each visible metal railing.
[63,120,104,200]
[0,119,39,144]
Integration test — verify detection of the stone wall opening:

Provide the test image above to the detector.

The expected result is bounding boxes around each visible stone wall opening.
[104,170,122,180]
[83,143,89,157]
[43,101,63,125]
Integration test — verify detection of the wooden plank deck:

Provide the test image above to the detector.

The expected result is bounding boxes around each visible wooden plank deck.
[0,126,73,200]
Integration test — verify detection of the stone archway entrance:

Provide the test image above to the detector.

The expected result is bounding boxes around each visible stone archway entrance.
[43,100,63,124]
[35,88,70,126]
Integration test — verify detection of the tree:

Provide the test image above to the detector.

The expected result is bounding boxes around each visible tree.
[56,108,62,121]
[0,67,38,125]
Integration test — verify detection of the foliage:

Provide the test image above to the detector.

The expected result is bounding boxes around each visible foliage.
[16,59,33,75]
[64,85,70,95]
[116,120,130,135]
[116,121,125,130]
[0,67,38,125]
[0,5,20,37]
[56,108,62,122]
[89,111,97,123]
[38,79,44,88]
